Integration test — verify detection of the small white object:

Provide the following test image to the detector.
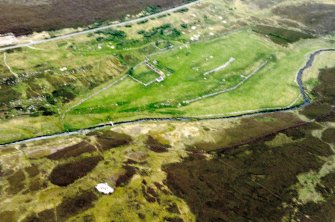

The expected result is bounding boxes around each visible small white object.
[156,76,165,82]
[96,183,114,194]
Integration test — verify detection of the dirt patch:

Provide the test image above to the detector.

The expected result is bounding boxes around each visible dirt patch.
[322,128,335,144]
[115,165,136,187]
[126,151,148,163]
[252,25,313,46]
[56,191,97,221]
[23,208,56,222]
[25,165,40,177]
[0,211,17,222]
[90,130,132,151]
[0,0,192,36]
[24,191,97,222]
[29,179,47,192]
[146,135,171,153]
[272,3,335,34]
[24,191,98,222]
[37,209,56,222]
[163,217,183,222]
[49,156,102,186]
[154,181,169,195]
[142,184,159,203]
[7,169,25,194]
[166,202,180,214]
[47,141,96,160]
[0,165,3,177]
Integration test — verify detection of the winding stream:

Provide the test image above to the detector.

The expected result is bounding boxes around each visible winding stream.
[1,49,334,147]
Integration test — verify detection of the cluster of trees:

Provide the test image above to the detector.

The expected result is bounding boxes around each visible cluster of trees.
[138,24,181,41]
[95,29,127,42]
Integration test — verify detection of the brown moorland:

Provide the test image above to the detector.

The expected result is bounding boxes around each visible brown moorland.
[0,0,193,36]
[163,67,335,221]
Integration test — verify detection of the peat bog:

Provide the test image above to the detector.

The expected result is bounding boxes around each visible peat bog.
[49,156,103,186]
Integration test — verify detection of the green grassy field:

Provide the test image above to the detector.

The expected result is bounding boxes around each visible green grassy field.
[0,28,334,143]
[60,30,333,130]
[131,63,159,84]
[65,31,271,115]
[0,0,334,144]
[1,30,329,142]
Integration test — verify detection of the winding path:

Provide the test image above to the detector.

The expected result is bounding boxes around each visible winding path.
[0,48,334,147]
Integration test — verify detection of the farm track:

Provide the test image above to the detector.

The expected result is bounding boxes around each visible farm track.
[3,52,19,78]
[0,0,202,52]
[1,48,334,147]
